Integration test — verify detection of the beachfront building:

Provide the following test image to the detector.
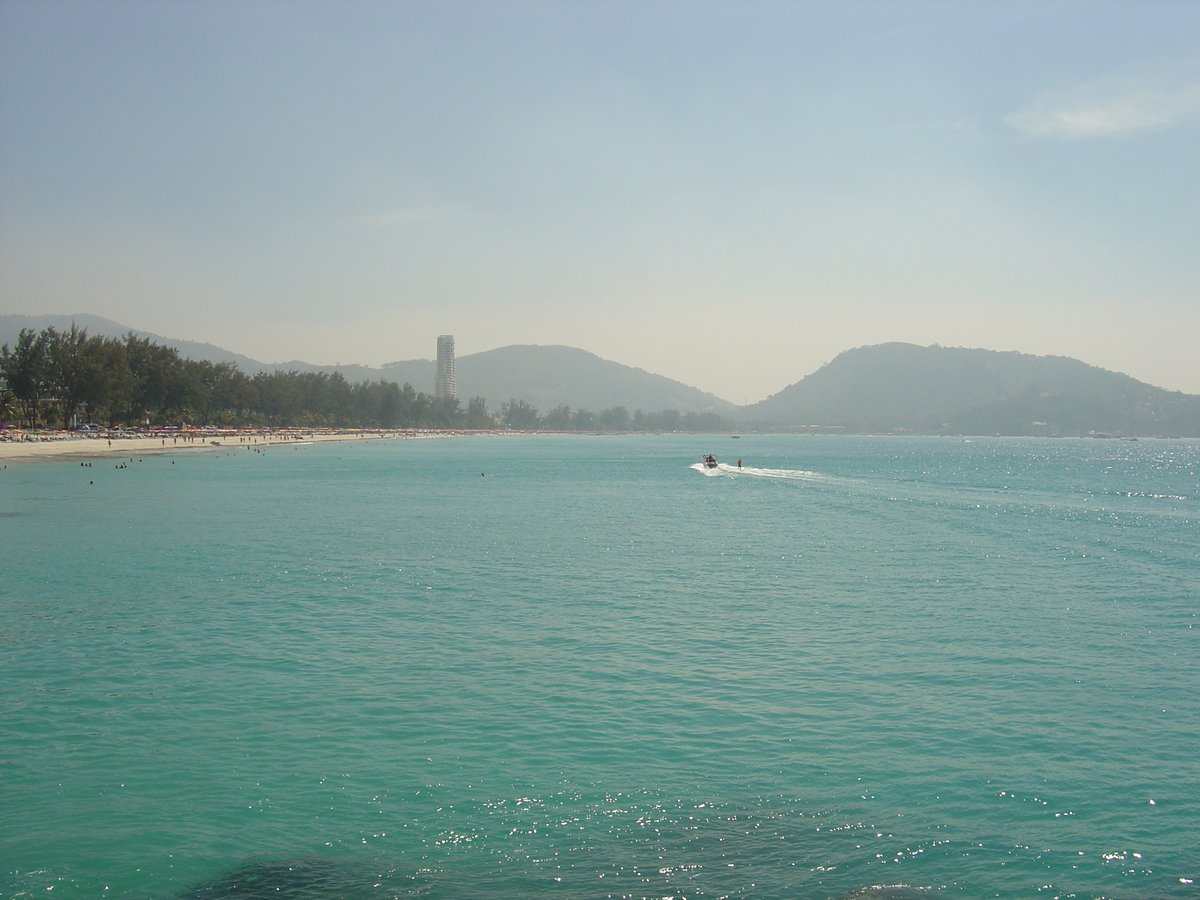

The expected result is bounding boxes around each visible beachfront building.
[435,335,457,400]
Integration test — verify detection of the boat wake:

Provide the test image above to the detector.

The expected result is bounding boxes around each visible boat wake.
[690,462,820,481]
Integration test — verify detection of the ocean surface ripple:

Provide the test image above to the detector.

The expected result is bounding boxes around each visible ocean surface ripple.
[2,435,1198,899]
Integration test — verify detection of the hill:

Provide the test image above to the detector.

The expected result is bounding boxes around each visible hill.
[0,314,273,374]
[1,315,735,415]
[743,343,1200,436]
[431,344,736,415]
[8,318,1196,434]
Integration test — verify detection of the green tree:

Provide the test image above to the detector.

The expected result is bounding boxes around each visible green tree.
[542,404,573,431]
[465,395,492,428]
[368,381,405,428]
[84,337,131,426]
[209,363,249,423]
[391,382,420,427]
[429,395,462,428]
[571,407,597,431]
[253,371,305,424]
[502,398,539,430]
[45,324,98,428]
[598,406,630,431]
[681,411,728,432]
[180,359,243,425]
[0,329,51,427]
[123,335,185,424]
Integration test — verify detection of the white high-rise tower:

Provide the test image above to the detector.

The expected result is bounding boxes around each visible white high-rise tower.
[435,335,457,400]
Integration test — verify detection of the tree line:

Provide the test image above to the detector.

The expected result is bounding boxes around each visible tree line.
[499,398,730,433]
[0,326,484,429]
[1,326,734,432]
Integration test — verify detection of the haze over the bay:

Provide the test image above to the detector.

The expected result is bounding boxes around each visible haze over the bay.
[1,1,1198,402]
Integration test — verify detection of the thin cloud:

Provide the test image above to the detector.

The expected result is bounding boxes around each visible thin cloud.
[1006,59,1200,139]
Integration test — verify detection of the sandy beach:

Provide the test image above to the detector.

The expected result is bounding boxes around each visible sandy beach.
[0,429,464,463]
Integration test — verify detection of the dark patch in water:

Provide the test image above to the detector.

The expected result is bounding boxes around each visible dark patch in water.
[177,858,393,899]
[178,856,936,900]
[0,511,29,517]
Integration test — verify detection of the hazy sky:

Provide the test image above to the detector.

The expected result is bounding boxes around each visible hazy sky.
[1,0,1197,402]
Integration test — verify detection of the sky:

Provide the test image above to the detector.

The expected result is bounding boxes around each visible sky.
[1,0,1198,403]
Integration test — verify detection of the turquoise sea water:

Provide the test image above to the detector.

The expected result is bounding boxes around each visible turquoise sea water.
[2,434,1198,900]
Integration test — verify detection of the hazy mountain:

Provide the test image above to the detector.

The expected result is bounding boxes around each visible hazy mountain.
[2,315,735,415]
[1,314,394,382]
[0,314,271,373]
[433,344,738,415]
[9,317,1196,433]
[744,343,1200,436]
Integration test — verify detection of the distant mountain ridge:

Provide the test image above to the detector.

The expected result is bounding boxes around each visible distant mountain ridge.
[0,315,734,415]
[5,317,1198,435]
[0,314,273,374]
[745,342,1200,436]
[435,344,737,415]
[375,345,738,414]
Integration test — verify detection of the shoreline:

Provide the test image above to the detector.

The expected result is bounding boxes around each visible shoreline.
[0,428,488,464]
[2,429,1184,466]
